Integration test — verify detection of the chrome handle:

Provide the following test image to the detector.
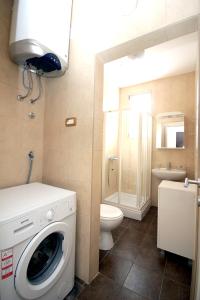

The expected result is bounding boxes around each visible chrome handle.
[184,177,200,188]
[185,179,200,207]
[109,156,119,161]
[108,156,118,186]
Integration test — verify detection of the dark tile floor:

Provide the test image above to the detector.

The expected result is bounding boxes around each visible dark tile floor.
[64,207,192,300]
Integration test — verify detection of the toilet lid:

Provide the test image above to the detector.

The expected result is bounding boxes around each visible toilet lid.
[101,204,123,220]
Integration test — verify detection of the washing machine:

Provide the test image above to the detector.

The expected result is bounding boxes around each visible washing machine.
[0,182,76,300]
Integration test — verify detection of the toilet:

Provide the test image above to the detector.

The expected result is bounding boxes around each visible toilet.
[100,204,124,250]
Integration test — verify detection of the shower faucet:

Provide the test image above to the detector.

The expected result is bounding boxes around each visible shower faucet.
[108,156,119,161]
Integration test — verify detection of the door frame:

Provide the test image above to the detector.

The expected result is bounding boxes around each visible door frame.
[91,14,200,281]
[192,16,200,300]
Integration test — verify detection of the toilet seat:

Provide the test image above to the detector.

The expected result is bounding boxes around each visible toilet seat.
[101,204,123,220]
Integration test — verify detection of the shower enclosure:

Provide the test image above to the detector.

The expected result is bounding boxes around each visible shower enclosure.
[102,93,152,220]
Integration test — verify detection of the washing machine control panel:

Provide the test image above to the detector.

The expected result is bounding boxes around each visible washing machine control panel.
[39,195,76,227]
[46,209,55,221]
[0,187,76,249]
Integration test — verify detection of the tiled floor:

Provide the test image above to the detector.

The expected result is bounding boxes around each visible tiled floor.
[65,207,192,300]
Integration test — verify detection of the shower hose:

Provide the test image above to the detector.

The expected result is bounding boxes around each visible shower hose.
[26,151,34,184]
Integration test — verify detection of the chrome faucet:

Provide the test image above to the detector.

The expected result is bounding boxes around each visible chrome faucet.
[184,177,200,188]
[109,156,119,161]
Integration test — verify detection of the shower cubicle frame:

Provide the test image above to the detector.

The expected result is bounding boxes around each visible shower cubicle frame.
[102,93,152,220]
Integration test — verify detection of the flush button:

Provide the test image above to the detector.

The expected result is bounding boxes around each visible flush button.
[46,209,54,221]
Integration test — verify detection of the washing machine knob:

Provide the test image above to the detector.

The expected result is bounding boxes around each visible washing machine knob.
[46,209,54,221]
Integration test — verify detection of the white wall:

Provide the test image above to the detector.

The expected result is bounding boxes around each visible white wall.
[71,0,199,53]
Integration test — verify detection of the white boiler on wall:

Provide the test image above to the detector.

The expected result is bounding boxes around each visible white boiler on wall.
[9,0,72,77]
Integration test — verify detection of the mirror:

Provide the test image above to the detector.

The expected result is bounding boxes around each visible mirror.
[156,112,185,149]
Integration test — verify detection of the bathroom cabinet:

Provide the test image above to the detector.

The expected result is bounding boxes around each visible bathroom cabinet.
[157,180,197,260]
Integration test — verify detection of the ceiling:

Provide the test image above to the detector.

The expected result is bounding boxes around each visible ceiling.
[104,32,198,88]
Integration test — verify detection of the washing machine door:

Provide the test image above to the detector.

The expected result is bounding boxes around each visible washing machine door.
[15,222,72,299]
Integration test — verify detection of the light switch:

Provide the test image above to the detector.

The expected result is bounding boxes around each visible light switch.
[65,117,77,127]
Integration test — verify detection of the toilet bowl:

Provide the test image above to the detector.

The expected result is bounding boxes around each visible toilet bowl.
[100,204,124,250]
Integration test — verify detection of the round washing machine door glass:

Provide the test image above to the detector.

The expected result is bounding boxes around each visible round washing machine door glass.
[15,222,72,300]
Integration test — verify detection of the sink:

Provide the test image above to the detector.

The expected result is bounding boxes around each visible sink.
[152,168,186,181]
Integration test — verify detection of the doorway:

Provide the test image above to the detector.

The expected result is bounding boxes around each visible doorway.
[91,15,200,298]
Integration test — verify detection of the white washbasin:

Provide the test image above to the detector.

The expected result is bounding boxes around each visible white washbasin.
[152,168,186,181]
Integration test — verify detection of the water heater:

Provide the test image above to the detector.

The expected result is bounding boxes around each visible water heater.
[9,0,72,77]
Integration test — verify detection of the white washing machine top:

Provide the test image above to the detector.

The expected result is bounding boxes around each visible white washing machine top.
[0,183,76,250]
[0,183,76,224]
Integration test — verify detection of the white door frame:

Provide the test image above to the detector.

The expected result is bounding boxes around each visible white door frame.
[192,16,200,300]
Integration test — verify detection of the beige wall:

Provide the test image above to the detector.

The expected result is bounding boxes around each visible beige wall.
[0,0,44,189]
[90,57,104,280]
[120,72,195,206]
[43,39,95,283]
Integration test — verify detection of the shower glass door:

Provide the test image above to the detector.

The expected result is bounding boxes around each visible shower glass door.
[139,111,152,208]
[102,92,152,211]
[120,110,139,208]
[102,111,120,205]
